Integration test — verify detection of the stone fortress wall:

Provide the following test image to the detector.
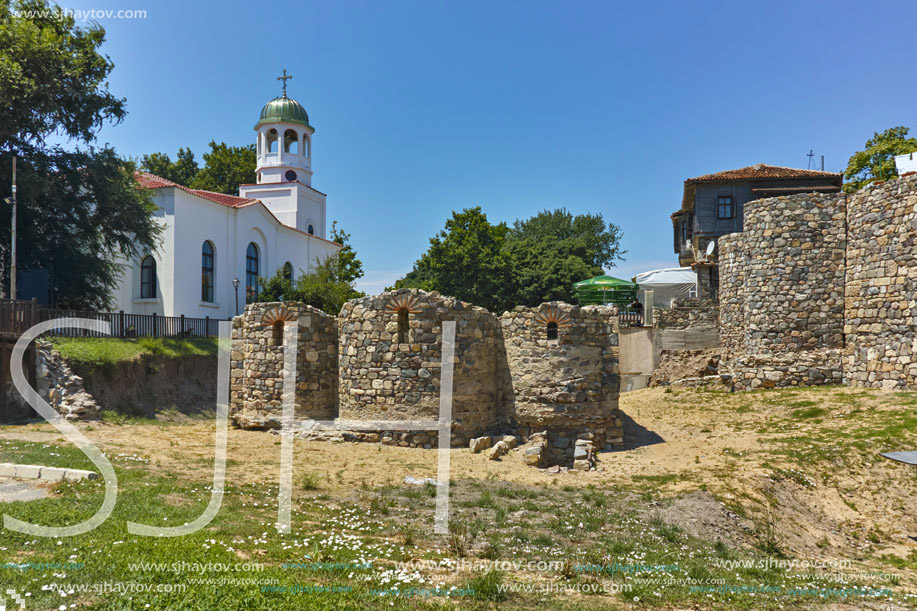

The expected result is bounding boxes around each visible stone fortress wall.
[719,173,917,390]
[230,289,622,465]
[230,302,338,429]
[501,303,623,464]
[844,174,917,389]
[337,291,508,446]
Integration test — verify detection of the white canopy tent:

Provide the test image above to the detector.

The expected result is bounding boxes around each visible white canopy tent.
[634,267,698,307]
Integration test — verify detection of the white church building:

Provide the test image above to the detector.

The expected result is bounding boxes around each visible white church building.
[112,84,340,320]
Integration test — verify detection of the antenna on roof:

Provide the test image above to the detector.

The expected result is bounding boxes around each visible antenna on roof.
[806,149,815,169]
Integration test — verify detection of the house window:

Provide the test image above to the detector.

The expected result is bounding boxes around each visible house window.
[718,196,735,219]
[546,322,558,341]
[140,255,156,299]
[282,262,293,283]
[201,241,215,302]
[272,320,284,346]
[397,310,409,344]
[246,243,259,304]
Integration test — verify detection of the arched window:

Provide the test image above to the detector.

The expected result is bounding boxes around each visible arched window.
[282,262,293,283]
[140,256,156,299]
[307,224,314,235]
[266,129,278,153]
[546,321,558,341]
[397,310,409,344]
[283,129,299,154]
[201,241,215,302]
[272,320,284,346]
[246,243,259,304]
[303,135,310,158]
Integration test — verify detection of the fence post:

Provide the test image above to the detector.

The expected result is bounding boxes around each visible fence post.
[205,316,210,338]
[119,310,125,338]
[180,314,185,337]
[30,298,38,328]
[152,312,158,338]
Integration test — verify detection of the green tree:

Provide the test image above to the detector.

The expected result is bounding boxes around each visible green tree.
[257,223,364,314]
[844,126,917,193]
[139,148,199,186]
[0,0,161,307]
[330,221,364,284]
[140,141,256,195]
[508,208,624,270]
[394,207,512,312]
[258,255,363,316]
[190,141,256,194]
[503,238,601,306]
[394,206,625,311]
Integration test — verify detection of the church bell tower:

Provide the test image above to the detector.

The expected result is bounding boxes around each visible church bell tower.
[239,70,327,238]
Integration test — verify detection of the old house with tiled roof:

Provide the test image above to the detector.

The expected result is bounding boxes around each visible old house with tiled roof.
[111,85,340,320]
[671,164,842,268]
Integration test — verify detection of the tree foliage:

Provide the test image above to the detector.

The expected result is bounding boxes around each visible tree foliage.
[844,126,917,193]
[330,221,364,285]
[394,207,512,312]
[139,148,198,186]
[258,256,363,316]
[394,206,624,312]
[0,0,162,307]
[191,141,256,194]
[139,141,256,195]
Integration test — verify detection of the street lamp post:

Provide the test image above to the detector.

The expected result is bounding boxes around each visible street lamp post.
[232,277,240,316]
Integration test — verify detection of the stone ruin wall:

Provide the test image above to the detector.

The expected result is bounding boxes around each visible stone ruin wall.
[229,290,623,464]
[719,173,917,390]
[717,235,746,364]
[655,298,718,330]
[230,302,337,429]
[844,173,917,389]
[500,303,623,463]
[718,192,846,389]
[337,290,509,447]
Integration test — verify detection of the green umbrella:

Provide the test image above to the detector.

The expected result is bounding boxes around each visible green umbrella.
[573,275,637,306]
[573,275,636,289]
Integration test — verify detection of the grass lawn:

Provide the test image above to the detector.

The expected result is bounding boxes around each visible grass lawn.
[0,386,913,609]
[47,337,218,368]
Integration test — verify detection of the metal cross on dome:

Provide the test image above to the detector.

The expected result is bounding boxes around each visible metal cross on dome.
[277,69,292,96]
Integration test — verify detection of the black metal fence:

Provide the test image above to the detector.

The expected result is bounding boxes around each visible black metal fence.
[1,299,224,339]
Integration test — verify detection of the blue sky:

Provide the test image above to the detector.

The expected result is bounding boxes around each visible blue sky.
[65,0,917,293]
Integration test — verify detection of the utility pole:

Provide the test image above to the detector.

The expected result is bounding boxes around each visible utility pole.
[10,155,16,300]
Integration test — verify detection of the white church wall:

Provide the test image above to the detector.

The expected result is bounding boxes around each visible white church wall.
[109,189,175,316]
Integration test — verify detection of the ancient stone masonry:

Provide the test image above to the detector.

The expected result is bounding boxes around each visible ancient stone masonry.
[230,290,623,467]
[34,341,100,420]
[844,174,917,389]
[338,289,509,447]
[718,173,917,390]
[718,192,846,389]
[655,298,718,330]
[500,302,623,464]
[230,302,337,429]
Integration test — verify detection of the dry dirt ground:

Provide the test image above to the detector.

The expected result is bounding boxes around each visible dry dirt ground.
[2,385,915,603]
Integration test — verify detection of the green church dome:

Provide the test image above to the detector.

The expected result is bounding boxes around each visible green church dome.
[255,96,313,130]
